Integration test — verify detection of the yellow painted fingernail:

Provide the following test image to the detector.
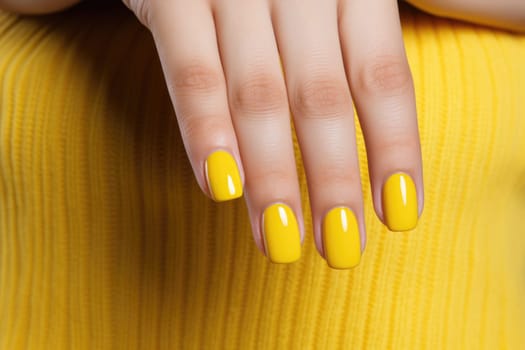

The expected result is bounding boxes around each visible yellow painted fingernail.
[382,172,418,231]
[205,150,243,201]
[323,207,361,269]
[262,203,301,263]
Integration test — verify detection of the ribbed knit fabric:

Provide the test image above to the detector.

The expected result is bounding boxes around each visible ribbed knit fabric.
[1,2,524,349]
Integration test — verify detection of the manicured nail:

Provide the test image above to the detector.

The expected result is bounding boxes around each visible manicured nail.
[323,207,361,269]
[262,203,301,263]
[382,172,418,231]
[205,150,243,201]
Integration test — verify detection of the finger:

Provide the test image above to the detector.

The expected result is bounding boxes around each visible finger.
[272,0,365,269]
[148,0,244,202]
[213,0,303,263]
[340,0,424,231]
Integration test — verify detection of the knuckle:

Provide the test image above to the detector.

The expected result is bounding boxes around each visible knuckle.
[231,73,288,116]
[356,56,413,96]
[180,113,226,141]
[292,77,352,119]
[309,166,360,188]
[170,64,223,95]
[247,168,292,190]
[375,135,420,154]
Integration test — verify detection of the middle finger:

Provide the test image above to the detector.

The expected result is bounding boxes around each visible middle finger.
[214,0,304,263]
[272,0,365,268]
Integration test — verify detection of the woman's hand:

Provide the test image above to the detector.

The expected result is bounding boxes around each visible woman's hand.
[122,0,424,268]
[3,0,521,268]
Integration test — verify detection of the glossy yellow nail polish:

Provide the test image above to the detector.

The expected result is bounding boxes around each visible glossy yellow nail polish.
[382,172,418,231]
[205,150,243,201]
[262,203,301,263]
[323,207,361,269]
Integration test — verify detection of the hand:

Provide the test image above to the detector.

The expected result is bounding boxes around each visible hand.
[121,0,424,269]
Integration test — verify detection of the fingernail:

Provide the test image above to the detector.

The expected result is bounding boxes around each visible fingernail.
[382,172,418,231]
[262,203,301,263]
[323,207,361,269]
[205,150,243,201]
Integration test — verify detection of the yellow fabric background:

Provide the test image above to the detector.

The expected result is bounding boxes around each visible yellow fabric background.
[1,2,524,349]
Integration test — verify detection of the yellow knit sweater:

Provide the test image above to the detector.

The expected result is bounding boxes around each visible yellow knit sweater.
[0,2,524,349]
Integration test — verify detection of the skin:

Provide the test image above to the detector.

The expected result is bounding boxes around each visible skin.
[1,0,523,263]
[405,0,525,33]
